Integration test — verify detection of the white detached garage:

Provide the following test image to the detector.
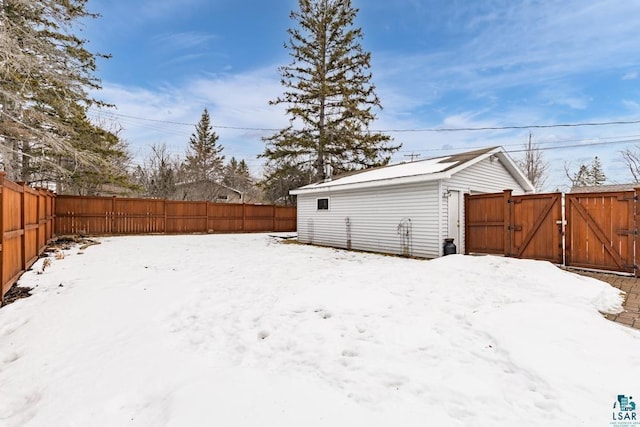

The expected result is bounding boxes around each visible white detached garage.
[290,146,534,258]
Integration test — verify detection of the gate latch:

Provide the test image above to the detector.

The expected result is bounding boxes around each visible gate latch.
[618,229,638,236]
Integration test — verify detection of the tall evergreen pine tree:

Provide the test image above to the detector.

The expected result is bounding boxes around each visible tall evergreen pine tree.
[261,0,399,202]
[567,156,607,187]
[0,0,120,185]
[223,157,252,192]
[183,109,225,183]
[590,156,606,185]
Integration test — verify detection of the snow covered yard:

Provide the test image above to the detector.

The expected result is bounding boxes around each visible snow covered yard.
[1,234,639,427]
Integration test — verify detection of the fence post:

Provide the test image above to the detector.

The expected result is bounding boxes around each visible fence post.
[49,190,55,240]
[463,193,469,255]
[19,183,27,270]
[503,189,513,257]
[0,172,4,303]
[110,196,116,234]
[205,201,210,233]
[36,188,42,250]
[242,204,246,232]
[636,188,640,278]
[163,199,168,234]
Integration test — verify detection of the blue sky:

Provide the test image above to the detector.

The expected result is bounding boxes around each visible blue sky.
[82,0,640,190]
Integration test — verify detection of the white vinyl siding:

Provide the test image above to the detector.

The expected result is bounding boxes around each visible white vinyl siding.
[295,155,529,259]
[439,157,528,254]
[447,157,525,194]
[297,182,441,258]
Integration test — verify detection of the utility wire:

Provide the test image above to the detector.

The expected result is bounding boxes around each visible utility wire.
[89,108,640,133]
[89,108,640,163]
[395,134,640,155]
[505,137,640,154]
[381,119,640,133]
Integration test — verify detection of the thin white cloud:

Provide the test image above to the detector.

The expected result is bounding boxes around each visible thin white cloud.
[374,0,640,104]
[538,86,591,110]
[151,31,218,51]
[622,100,640,112]
[622,71,638,81]
[92,66,287,172]
[89,0,640,186]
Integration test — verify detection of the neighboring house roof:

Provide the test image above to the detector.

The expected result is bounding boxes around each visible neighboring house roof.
[290,146,534,195]
[570,183,639,193]
[175,180,242,196]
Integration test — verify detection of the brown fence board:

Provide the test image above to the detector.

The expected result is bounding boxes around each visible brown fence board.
[275,206,297,232]
[244,205,275,232]
[509,192,562,263]
[466,189,639,275]
[2,184,294,302]
[165,201,207,233]
[466,191,562,264]
[208,203,244,232]
[0,173,55,302]
[566,191,635,273]
[464,191,508,255]
[55,195,296,236]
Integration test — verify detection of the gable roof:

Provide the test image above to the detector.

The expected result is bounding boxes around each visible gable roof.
[175,179,243,195]
[290,146,534,195]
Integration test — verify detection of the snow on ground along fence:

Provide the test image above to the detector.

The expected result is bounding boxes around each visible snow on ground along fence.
[54,195,296,235]
[0,172,55,302]
[465,188,640,275]
[0,173,294,302]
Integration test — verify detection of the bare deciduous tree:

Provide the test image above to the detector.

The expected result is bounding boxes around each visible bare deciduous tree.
[564,156,606,187]
[134,143,180,199]
[621,145,640,183]
[515,133,549,191]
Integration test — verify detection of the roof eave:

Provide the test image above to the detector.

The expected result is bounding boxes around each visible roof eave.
[289,146,536,196]
[290,171,452,195]
[445,146,535,193]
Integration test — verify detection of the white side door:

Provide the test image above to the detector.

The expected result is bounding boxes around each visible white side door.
[447,190,461,253]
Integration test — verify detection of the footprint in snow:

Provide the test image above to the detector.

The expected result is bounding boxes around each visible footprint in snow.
[1,352,20,364]
[314,308,332,319]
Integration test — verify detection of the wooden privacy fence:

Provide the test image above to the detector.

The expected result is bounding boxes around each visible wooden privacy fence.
[566,191,636,274]
[55,195,297,235]
[0,172,56,302]
[466,189,640,275]
[0,178,295,302]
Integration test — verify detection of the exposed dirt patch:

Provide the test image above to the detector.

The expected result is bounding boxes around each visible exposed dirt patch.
[44,235,100,253]
[1,235,100,308]
[0,286,33,308]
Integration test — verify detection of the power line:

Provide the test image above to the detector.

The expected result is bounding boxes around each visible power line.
[89,110,194,127]
[90,109,277,131]
[395,134,640,155]
[89,108,640,133]
[381,119,640,133]
[89,108,640,164]
[504,137,640,154]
